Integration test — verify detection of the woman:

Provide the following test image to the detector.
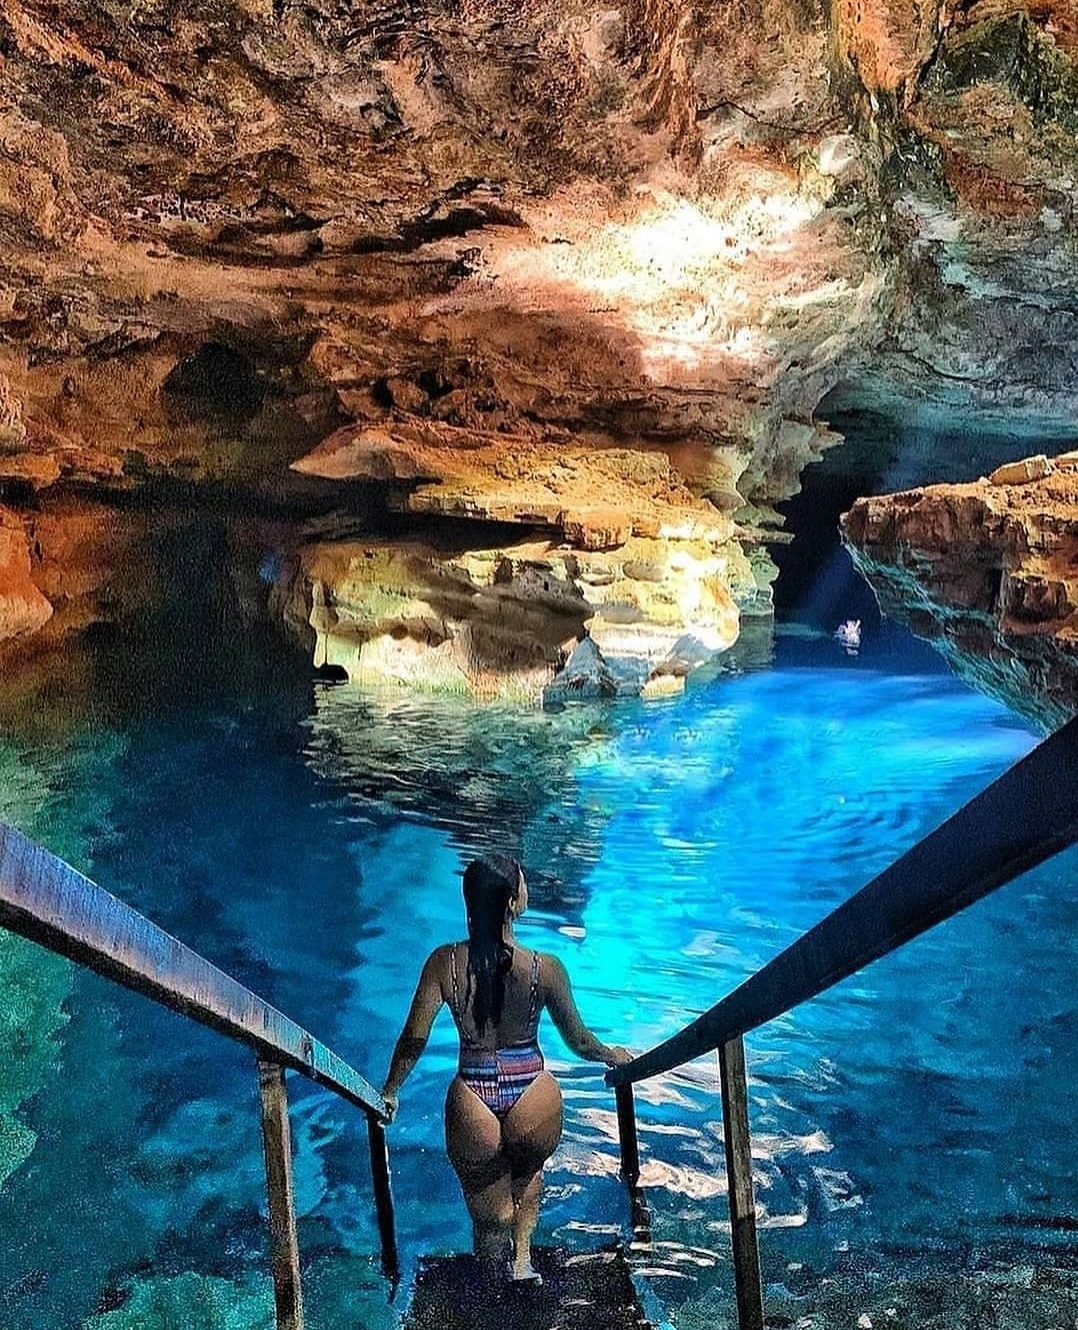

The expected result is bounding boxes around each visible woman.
[381,853,631,1283]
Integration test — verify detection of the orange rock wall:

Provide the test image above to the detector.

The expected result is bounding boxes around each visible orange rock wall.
[0,0,1076,701]
[843,455,1078,728]
[0,511,52,641]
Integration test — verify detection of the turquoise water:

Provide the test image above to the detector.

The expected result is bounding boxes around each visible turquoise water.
[1,621,1076,1329]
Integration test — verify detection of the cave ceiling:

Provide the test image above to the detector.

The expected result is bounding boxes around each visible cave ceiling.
[3,0,1073,483]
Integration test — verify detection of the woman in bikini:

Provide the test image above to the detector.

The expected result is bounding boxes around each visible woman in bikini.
[381,853,631,1282]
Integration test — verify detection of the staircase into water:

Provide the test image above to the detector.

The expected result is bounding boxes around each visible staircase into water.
[404,1247,649,1330]
[3,713,1078,1330]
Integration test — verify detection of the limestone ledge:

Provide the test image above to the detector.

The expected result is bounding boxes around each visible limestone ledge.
[841,451,1078,729]
[284,420,760,700]
[291,419,733,543]
[283,530,754,704]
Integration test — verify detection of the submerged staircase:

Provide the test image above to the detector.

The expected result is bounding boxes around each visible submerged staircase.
[3,712,1078,1329]
[403,1247,649,1330]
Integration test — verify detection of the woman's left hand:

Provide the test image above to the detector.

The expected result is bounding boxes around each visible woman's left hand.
[382,1090,399,1123]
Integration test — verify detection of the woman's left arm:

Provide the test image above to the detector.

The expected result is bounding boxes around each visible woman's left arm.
[380,950,446,1120]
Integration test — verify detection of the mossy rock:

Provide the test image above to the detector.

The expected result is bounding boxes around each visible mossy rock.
[929,13,1078,132]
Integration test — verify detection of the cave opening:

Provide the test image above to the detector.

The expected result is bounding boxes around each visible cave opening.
[769,396,1073,663]
[162,342,267,422]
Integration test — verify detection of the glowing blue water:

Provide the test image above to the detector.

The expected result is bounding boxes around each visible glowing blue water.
[2,625,1076,1328]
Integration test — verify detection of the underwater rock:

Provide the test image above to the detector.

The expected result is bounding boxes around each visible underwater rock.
[842,454,1078,729]
[0,929,70,1190]
[83,1272,273,1330]
[0,891,72,1191]
[676,1258,1078,1330]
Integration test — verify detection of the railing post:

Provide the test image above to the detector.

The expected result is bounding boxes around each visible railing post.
[367,1115,400,1285]
[614,1080,652,1242]
[614,1082,640,1186]
[257,1060,304,1330]
[718,1037,764,1330]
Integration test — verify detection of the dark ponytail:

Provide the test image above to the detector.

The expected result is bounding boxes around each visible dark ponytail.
[462,854,521,1035]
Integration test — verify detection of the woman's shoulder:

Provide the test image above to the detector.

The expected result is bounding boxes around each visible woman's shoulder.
[533,945,564,962]
[421,942,463,974]
[418,943,466,996]
[530,949,566,982]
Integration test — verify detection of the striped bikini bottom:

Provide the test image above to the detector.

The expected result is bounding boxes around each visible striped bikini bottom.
[458,1043,545,1119]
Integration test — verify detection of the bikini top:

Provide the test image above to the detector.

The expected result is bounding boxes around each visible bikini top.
[449,942,542,1049]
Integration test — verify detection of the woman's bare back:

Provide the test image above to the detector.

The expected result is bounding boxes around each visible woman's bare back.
[443,941,543,1051]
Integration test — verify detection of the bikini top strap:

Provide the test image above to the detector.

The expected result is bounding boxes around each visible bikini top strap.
[450,942,461,1018]
[526,950,541,1029]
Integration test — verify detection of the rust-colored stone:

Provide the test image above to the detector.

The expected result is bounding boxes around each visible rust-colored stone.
[292,421,730,550]
[0,511,52,641]
[843,457,1078,728]
[0,0,1075,697]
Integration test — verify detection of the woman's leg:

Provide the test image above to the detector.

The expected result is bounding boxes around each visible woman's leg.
[508,1172,544,1281]
[445,1077,513,1267]
[502,1071,563,1281]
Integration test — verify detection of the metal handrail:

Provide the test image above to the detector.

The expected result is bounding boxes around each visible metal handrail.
[0,820,398,1329]
[605,712,1078,1330]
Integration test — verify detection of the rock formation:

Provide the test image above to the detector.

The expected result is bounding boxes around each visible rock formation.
[0,0,1076,698]
[0,509,51,640]
[283,420,754,696]
[843,453,1078,729]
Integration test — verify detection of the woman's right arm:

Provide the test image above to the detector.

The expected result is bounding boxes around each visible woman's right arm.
[381,948,446,1120]
[544,954,631,1067]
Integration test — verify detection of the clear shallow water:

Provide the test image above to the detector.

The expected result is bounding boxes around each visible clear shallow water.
[1,624,1076,1329]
